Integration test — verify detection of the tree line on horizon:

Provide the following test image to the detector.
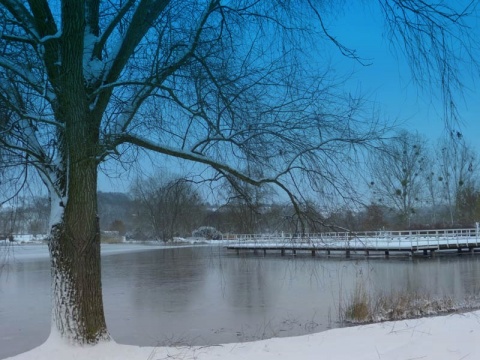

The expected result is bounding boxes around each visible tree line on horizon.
[3,128,479,240]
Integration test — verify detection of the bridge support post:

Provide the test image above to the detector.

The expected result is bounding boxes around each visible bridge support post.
[346,250,350,258]
[384,250,389,258]
[293,249,296,255]
[365,250,369,256]
[327,250,331,256]
[281,249,285,256]
[311,250,316,256]
[423,249,428,256]
[263,249,267,256]
[458,248,463,253]
[470,247,475,254]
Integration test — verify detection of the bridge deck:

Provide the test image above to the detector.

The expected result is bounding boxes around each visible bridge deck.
[224,229,480,257]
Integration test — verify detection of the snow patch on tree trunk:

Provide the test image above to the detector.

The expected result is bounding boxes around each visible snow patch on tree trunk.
[48,193,66,230]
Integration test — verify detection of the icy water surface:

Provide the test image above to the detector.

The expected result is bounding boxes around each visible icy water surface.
[2,244,480,359]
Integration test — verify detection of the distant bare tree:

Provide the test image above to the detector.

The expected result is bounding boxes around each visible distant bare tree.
[437,136,478,225]
[421,145,443,225]
[369,131,429,228]
[456,184,480,226]
[132,175,204,241]
[362,203,388,231]
[97,192,134,231]
[218,167,275,234]
[25,196,50,235]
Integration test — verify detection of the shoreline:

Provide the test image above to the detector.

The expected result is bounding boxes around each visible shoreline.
[6,309,480,360]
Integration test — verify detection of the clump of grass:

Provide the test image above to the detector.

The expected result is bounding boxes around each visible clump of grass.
[374,291,455,321]
[344,282,370,322]
[344,288,463,324]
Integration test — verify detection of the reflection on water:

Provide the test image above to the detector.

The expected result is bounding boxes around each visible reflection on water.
[2,246,480,358]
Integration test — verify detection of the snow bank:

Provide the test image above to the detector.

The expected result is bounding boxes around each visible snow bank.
[2,234,48,243]
[6,310,480,360]
[0,244,179,264]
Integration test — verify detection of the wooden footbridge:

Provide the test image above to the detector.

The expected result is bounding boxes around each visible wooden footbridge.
[224,228,480,257]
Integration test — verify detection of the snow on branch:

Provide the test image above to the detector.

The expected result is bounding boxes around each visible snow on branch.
[39,30,62,44]
[117,134,277,186]
[117,133,306,221]
[83,29,102,83]
[0,56,55,101]
[1,0,40,40]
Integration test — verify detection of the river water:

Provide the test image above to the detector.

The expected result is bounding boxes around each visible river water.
[1,244,480,359]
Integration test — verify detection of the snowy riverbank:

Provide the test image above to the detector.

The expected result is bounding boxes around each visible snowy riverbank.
[0,241,217,261]
[6,309,480,360]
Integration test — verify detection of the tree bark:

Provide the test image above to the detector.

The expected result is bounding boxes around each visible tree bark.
[48,159,109,343]
[44,0,109,344]
[47,104,108,342]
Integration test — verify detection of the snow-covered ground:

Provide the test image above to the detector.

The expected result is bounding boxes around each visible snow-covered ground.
[6,310,480,360]
[0,242,208,262]
[0,234,47,244]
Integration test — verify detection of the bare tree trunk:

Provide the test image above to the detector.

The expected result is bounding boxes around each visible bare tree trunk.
[42,0,110,342]
[48,159,109,343]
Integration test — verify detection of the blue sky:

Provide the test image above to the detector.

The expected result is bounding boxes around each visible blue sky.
[328,3,480,148]
[98,3,480,193]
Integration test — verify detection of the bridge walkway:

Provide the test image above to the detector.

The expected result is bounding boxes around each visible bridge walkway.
[224,228,479,257]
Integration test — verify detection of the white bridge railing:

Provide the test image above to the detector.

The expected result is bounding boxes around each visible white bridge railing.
[222,228,480,250]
